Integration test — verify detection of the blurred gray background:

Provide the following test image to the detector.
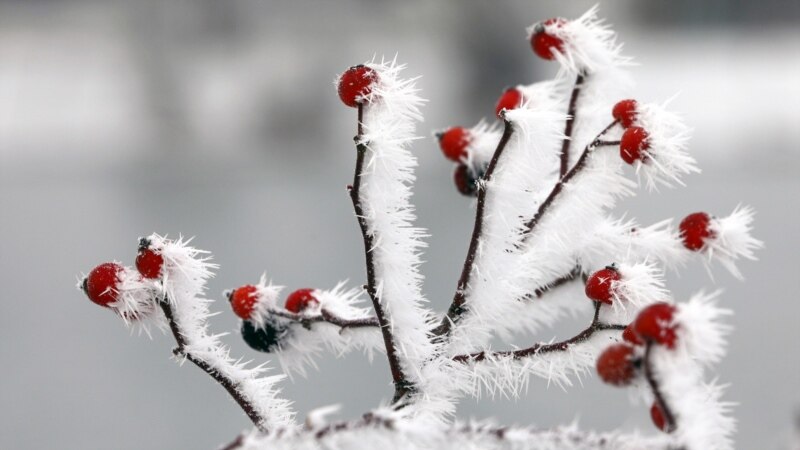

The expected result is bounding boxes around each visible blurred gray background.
[1,1,798,449]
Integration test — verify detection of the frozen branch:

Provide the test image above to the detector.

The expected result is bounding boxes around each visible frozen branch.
[559,73,585,176]
[432,120,515,339]
[76,7,759,447]
[349,104,410,400]
[343,60,438,406]
[224,419,672,450]
[160,297,268,431]
[529,266,582,299]
[452,302,625,363]
[267,307,379,330]
[520,120,619,240]
[643,342,677,434]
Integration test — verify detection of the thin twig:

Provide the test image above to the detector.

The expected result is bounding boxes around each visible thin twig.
[453,302,625,363]
[217,435,244,450]
[159,297,267,432]
[643,342,678,433]
[528,266,582,299]
[432,120,515,338]
[559,73,585,177]
[349,103,412,402]
[520,121,619,240]
[267,308,379,330]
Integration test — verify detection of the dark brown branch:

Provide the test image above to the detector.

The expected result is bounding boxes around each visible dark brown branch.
[158,298,267,432]
[528,266,582,299]
[520,121,619,240]
[432,120,515,338]
[267,308,379,331]
[217,435,244,450]
[643,342,678,433]
[453,302,625,363]
[349,103,412,402]
[221,411,658,448]
[559,73,585,177]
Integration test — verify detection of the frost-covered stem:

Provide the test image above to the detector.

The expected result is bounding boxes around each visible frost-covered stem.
[433,120,515,338]
[452,302,625,363]
[643,342,678,433]
[349,103,411,402]
[521,121,619,239]
[559,73,585,177]
[158,297,267,431]
[529,266,582,299]
[268,308,379,330]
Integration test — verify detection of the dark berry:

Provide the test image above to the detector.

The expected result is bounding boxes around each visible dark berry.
[454,164,482,197]
[241,320,285,353]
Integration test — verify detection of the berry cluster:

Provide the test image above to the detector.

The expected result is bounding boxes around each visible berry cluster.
[71,8,760,447]
[228,285,320,353]
[595,301,679,433]
[433,126,487,197]
[608,98,651,165]
[582,262,682,433]
[429,17,575,197]
[81,239,165,310]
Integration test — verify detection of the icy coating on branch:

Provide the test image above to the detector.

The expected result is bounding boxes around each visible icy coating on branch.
[269,282,385,378]
[647,293,735,449]
[151,234,296,431]
[75,6,763,449]
[231,420,671,450]
[461,120,502,172]
[448,114,570,348]
[358,60,457,414]
[705,205,762,279]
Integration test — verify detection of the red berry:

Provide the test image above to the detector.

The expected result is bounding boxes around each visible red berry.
[285,288,319,313]
[612,99,638,128]
[679,212,715,251]
[620,127,651,164]
[622,323,644,346]
[650,402,673,433]
[337,65,378,108]
[633,302,678,349]
[84,262,123,307]
[494,88,524,118]
[230,285,259,320]
[596,343,637,386]
[530,18,566,60]
[585,266,621,304]
[136,248,164,279]
[454,164,481,197]
[438,127,471,162]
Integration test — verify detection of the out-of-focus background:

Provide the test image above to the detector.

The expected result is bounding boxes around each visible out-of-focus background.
[1,1,798,449]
